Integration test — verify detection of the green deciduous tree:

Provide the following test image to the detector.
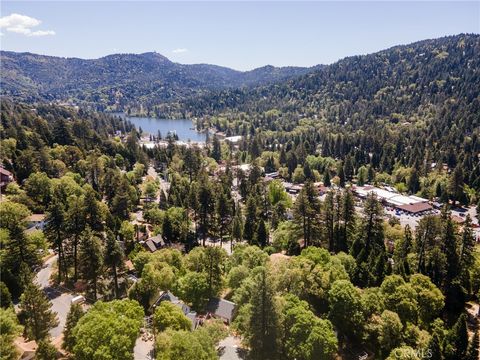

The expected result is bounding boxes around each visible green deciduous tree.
[328,280,365,341]
[155,329,218,360]
[72,300,144,360]
[153,301,192,332]
[176,271,210,311]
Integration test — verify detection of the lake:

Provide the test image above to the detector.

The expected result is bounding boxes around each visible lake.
[120,115,206,142]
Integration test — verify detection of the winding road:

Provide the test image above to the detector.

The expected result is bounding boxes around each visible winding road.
[35,254,74,339]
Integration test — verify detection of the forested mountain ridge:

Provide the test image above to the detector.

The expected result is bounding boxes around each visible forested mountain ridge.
[0,50,320,114]
[180,34,480,120]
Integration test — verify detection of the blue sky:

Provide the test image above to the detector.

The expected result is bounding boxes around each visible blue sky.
[1,1,479,70]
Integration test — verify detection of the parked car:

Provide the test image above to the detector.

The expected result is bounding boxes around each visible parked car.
[71,295,86,305]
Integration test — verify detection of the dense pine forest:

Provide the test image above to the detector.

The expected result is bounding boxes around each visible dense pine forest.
[1,33,479,360]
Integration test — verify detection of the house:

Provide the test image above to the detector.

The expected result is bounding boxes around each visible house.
[284,182,303,194]
[0,167,13,191]
[142,234,166,253]
[265,171,279,179]
[27,214,47,230]
[206,298,236,324]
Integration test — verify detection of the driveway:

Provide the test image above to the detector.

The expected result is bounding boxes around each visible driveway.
[218,336,247,360]
[134,332,154,360]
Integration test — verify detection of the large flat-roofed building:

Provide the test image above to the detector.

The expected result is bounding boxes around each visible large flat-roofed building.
[354,185,432,215]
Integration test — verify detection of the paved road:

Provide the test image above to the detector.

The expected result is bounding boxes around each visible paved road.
[35,255,73,339]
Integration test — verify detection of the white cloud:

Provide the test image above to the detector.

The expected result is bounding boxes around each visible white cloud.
[172,48,188,54]
[0,13,55,37]
[29,30,56,37]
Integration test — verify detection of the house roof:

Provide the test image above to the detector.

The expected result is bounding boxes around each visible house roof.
[143,240,157,253]
[0,167,13,177]
[148,234,165,247]
[28,214,46,222]
[206,298,236,322]
[451,215,466,224]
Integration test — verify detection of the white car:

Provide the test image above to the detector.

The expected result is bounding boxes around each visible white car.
[71,295,86,305]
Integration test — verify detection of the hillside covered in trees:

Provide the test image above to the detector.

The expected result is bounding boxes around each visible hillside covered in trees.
[0,51,320,115]
[177,34,480,194]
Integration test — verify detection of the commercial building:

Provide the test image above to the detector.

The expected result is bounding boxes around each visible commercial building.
[353,185,432,215]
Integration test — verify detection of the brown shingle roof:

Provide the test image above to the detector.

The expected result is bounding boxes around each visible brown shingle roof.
[397,202,432,214]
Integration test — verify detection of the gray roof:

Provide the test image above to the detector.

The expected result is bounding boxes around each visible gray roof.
[206,298,236,322]
[149,234,165,248]
[143,240,157,253]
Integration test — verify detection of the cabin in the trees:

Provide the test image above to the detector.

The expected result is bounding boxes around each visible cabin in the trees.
[26,214,47,231]
[205,298,236,324]
[142,234,166,253]
[0,167,14,192]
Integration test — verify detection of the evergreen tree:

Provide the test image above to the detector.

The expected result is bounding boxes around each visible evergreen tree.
[36,340,57,360]
[159,189,168,210]
[198,175,214,246]
[83,185,104,232]
[63,303,84,352]
[20,281,58,341]
[45,197,67,283]
[232,208,243,251]
[344,155,354,181]
[448,166,465,205]
[256,219,268,248]
[247,267,279,360]
[215,191,233,247]
[105,231,124,298]
[79,228,104,300]
[0,282,13,309]
[446,314,468,360]
[211,134,222,161]
[407,168,420,194]
[52,118,73,145]
[293,181,321,248]
[337,161,346,187]
[0,307,23,360]
[466,330,479,360]
[65,194,86,283]
[111,176,134,221]
[459,215,475,272]
[243,196,258,244]
[323,171,331,187]
[340,189,356,252]
[0,201,39,296]
[442,210,459,283]
[324,191,335,251]
[427,334,443,360]
[351,193,386,286]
